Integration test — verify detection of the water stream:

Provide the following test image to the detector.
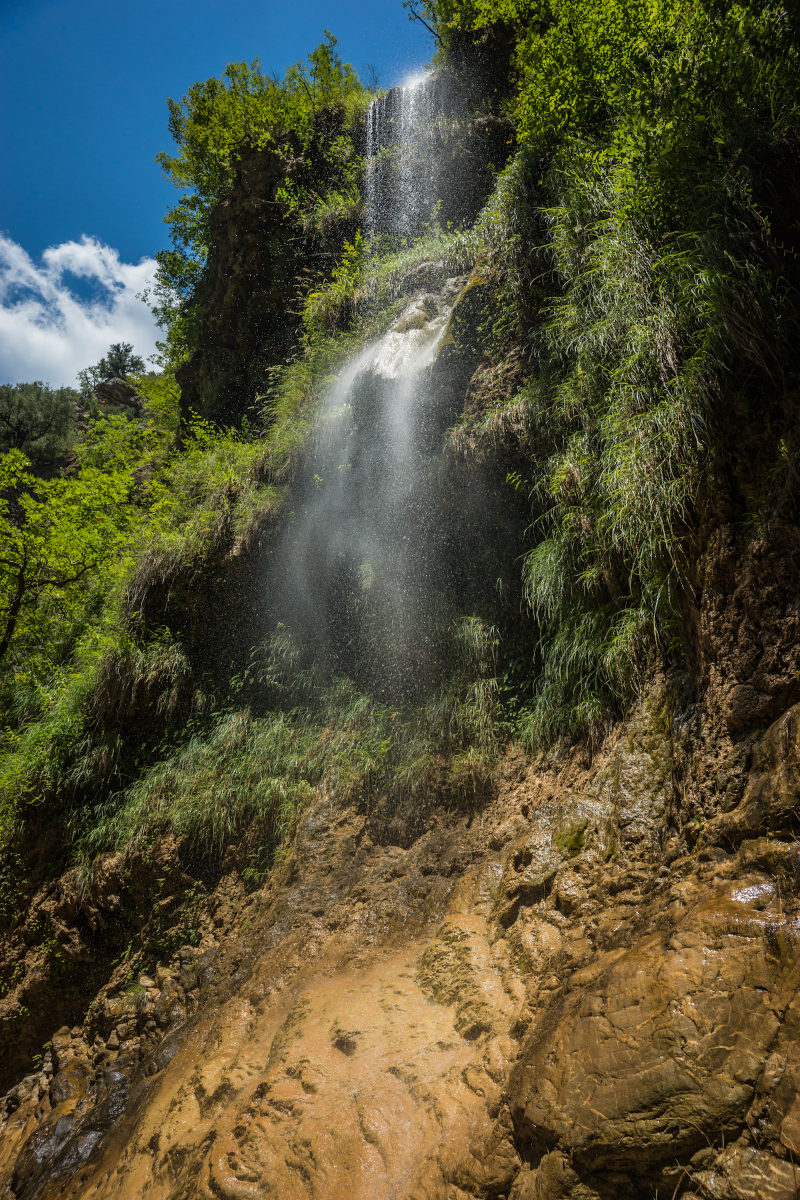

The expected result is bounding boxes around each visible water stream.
[271,79,471,699]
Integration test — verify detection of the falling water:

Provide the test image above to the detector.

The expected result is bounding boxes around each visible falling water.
[362,76,445,242]
[268,75,487,700]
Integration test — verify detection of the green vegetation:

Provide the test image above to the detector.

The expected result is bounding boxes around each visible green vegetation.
[2,4,799,925]
[0,382,77,465]
[0,363,281,844]
[555,819,588,859]
[80,614,500,866]
[150,33,374,362]
[0,450,131,666]
[409,0,800,742]
[76,342,145,393]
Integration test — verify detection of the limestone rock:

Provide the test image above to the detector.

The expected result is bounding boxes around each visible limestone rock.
[92,377,143,413]
[706,702,800,844]
[3,689,800,1199]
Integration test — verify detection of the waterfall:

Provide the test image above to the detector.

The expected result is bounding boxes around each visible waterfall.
[362,74,463,242]
[271,292,461,699]
[364,96,379,235]
[268,77,472,700]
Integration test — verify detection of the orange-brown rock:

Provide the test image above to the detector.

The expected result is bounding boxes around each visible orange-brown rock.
[5,696,800,1198]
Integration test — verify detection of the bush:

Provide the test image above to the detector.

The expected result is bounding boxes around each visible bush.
[0,382,77,465]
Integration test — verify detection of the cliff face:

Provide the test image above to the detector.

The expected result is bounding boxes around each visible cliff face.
[4,676,800,1199]
[175,144,301,426]
[2,265,800,1199]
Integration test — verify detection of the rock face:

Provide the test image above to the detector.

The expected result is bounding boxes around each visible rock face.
[1,254,799,1198]
[692,522,800,740]
[5,689,800,1198]
[507,872,800,1198]
[91,378,144,415]
[175,143,302,425]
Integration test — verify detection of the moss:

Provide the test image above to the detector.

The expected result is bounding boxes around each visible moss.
[554,820,588,859]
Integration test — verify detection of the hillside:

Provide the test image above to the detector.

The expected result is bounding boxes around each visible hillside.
[2,6,800,1198]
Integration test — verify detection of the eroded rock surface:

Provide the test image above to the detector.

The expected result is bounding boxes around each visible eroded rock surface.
[4,694,800,1198]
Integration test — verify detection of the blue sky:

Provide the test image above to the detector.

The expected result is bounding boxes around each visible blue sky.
[0,0,432,385]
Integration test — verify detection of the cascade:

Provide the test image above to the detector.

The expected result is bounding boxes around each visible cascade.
[269,77,478,699]
[364,79,430,239]
[363,73,465,240]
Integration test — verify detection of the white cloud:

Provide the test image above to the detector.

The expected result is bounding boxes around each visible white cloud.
[0,234,160,388]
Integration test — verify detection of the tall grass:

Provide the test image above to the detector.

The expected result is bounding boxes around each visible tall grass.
[456,118,794,745]
[302,223,482,336]
[79,617,502,861]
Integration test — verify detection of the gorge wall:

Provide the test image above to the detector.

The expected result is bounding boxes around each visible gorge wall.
[2,59,800,1200]
[5,672,800,1200]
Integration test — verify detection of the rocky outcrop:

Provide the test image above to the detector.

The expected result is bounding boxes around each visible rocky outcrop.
[91,378,144,416]
[689,520,800,741]
[5,685,800,1198]
[175,143,302,425]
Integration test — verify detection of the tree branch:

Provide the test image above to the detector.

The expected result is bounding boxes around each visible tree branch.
[407,4,443,47]
[299,76,317,116]
[31,562,97,590]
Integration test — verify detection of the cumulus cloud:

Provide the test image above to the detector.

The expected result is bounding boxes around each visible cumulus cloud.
[0,234,160,387]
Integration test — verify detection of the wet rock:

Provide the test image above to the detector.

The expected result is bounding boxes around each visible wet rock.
[506,874,798,1193]
[330,1021,360,1057]
[397,259,447,294]
[489,816,527,851]
[12,1066,131,1200]
[690,1141,800,1199]
[554,868,587,917]
[495,793,610,926]
[5,680,800,1200]
[154,965,174,989]
[91,1069,130,1126]
[727,682,776,733]
[508,1152,583,1200]
[389,294,438,332]
[706,703,800,845]
[417,914,511,1040]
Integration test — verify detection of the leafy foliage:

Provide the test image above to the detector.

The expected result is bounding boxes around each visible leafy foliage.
[0,383,77,465]
[149,35,372,365]
[0,450,132,671]
[0,372,288,844]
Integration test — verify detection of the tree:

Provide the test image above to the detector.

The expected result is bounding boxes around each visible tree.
[0,450,131,666]
[284,31,362,115]
[149,38,369,365]
[362,63,382,90]
[0,382,77,464]
[77,343,145,393]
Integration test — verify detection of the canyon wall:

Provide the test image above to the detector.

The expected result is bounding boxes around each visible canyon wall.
[2,55,800,1199]
[2,253,800,1199]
